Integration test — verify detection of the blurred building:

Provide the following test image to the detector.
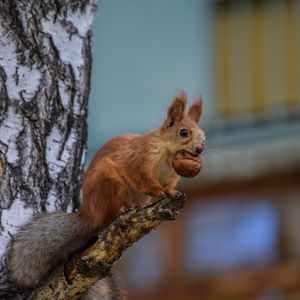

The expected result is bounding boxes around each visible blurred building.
[88,0,300,299]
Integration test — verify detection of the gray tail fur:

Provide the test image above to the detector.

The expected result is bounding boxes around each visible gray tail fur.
[7,212,88,288]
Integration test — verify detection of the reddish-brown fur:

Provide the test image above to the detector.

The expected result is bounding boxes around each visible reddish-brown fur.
[78,91,205,231]
[8,92,205,291]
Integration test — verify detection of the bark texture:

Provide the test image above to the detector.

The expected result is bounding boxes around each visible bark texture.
[0,0,97,298]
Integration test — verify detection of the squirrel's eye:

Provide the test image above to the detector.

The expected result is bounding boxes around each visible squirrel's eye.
[179,128,188,137]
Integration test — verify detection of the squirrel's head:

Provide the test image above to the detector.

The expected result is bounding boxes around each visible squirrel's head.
[160,91,206,157]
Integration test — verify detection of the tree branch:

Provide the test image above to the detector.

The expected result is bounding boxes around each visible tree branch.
[32,195,186,300]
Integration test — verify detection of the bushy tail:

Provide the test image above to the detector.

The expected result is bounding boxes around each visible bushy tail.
[7,212,88,288]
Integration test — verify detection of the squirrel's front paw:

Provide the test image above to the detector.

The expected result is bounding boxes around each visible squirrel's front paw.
[119,206,131,215]
[145,189,166,199]
[164,189,185,200]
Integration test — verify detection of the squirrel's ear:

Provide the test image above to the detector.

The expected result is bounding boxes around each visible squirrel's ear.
[164,91,187,128]
[188,95,202,123]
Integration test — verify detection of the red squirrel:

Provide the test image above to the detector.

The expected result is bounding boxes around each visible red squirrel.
[8,91,205,295]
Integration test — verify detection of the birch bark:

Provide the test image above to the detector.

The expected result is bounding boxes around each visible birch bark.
[0,0,97,297]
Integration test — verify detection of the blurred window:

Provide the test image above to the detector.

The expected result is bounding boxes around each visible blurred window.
[185,197,279,275]
[214,0,300,120]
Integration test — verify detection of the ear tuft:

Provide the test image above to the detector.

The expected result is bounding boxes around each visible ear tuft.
[188,95,202,123]
[165,91,187,127]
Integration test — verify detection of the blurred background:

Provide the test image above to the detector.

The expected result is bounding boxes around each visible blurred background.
[87,0,300,299]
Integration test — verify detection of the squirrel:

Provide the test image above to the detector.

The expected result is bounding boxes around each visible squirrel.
[7,91,205,298]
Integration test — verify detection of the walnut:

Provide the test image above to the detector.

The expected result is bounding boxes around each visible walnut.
[172,150,202,178]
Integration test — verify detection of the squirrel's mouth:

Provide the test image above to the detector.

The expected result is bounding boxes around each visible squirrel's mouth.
[179,149,199,158]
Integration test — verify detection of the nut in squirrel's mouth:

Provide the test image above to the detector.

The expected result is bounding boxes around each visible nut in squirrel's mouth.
[173,149,202,178]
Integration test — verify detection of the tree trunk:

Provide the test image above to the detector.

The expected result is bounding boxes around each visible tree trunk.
[0,0,97,297]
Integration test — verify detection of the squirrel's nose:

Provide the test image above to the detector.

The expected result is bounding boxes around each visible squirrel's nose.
[195,144,204,154]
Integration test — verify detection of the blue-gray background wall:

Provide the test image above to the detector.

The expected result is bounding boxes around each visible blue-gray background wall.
[88,0,215,158]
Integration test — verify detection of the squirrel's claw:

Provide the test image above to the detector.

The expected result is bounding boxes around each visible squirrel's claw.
[117,206,131,217]
[118,203,142,217]
[158,208,175,221]
[165,189,185,200]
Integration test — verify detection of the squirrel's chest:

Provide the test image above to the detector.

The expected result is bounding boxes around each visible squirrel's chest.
[155,158,178,187]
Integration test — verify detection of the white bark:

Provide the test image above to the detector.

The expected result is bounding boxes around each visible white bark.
[0,0,97,297]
